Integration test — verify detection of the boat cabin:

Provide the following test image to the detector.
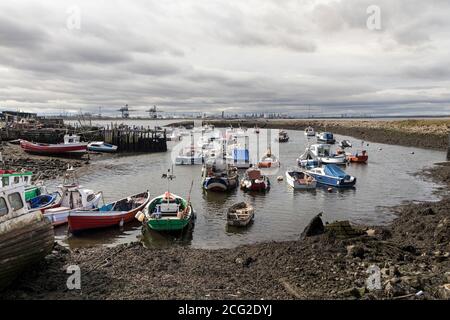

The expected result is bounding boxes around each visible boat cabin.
[58,186,99,209]
[310,144,331,157]
[0,171,33,189]
[0,179,30,223]
[64,134,81,144]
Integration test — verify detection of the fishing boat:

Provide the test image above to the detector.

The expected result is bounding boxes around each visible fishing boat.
[87,141,118,153]
[175,146,203,165]
[307,164,356,188]
[297,146,320,168]
[202,159,239,191]
[68,191,150,232]
[348,150,369,163]
[304,126,315,137]
[317,132,336,144]
[20,134,87,156]
[258,149,280,168]
[240,168,270,192]
[43,168,103,226]
[278,130,289,142]
[227,202,254,227]
[310,144,347,165]
[285,170,317,190]
[0,170,54,290]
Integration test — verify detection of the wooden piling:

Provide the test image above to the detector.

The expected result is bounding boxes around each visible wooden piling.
[447,132,450,160]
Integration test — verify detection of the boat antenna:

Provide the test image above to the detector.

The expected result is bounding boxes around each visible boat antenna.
[161,165,176,200]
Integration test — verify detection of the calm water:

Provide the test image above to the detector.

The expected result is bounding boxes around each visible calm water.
[51,127,446,249]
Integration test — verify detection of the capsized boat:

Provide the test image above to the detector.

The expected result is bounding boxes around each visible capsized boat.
[307,164,356,188]
[20,134,87,156]
[240,168,270,192]
[317,132,336,144]
[87,141,118,153]
[68,191,150,232]
[304,126,315,137]
[0,170,54,290]
[141,191,195,231]
[227,202,254,227]
[202,159,239,191]
[285,170,317,190]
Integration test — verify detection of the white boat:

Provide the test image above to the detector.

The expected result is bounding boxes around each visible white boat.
[310,144,347,165]
[297,146,320,168]
[285,170,317,190]
[87,141,118,153]
[317,132,336,144]
[43,168,103,226]
[304,126,315,137]
[175,146,203,165]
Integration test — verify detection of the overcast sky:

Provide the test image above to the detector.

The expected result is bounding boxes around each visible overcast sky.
[1,0,450,116]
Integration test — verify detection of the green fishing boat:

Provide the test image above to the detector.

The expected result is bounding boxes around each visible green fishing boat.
[136,167,195,231]
[142,192,195,231]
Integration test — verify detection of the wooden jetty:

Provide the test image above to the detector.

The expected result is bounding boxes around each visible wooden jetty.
[101,125,167,153]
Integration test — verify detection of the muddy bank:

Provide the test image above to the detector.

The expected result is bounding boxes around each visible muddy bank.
[0,143,112,180]
[170,119,450,150]
[2,161,449,300]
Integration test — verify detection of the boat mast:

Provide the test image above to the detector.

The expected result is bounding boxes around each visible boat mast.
[162,165,176,203]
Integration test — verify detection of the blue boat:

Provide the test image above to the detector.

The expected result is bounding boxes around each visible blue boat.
[88,141,118,153]
[28,192,60,211]
[317,132,336,144]
[306,164,356,188]
[202,160,239,192]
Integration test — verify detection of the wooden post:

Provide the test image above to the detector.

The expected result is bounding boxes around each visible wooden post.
[447,132,450,160]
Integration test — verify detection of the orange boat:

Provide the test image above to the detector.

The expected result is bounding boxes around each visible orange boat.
[347,150,368,163]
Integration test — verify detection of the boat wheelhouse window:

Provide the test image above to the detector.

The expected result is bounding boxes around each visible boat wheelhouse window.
[2,177,9,186]
[14,176,20,184]
[87,194,96,202]
[24,176,29,183]
[0,197,8,216]
[8,192,24,211]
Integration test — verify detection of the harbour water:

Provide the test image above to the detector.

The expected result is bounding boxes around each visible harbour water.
[52,123,446,249]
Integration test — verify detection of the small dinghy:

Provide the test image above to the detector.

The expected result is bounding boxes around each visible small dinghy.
[317,132,336,144]
[87,141,118,153]
[278,130,289,142]
[227,202,254,227]
[285,170,317,190]
[28,193,60,212]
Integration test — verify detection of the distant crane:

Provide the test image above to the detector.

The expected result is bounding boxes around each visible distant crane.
[118,104,131,118]
[146,105,161,119]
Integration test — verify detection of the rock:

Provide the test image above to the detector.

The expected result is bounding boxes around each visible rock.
[300,213,325,239]
[366,229,376,237]
[437,284,450,299]
[347,245,365,259]
[235,257,243,264]
[420,207,435,216]
[325,221,365,239]
[338,287,365,299]
[401,245,417,255]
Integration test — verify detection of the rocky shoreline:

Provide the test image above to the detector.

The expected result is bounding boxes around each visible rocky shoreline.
[1,163,449,300]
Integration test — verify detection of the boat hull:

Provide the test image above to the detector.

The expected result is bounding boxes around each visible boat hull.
[285,171,317,190]
[320,156,347,165]
[68,192,150,232]
[0,212,54,290]
[20,140,87,155]
[147,216,192,231]
[88,146,117,153]
[203,177,238,191]
[348,155,368,163]
[308,173,356,188]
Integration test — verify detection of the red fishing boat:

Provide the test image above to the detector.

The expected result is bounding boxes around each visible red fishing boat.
[67,191,150,232]
[20,134,87,156]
